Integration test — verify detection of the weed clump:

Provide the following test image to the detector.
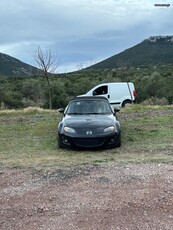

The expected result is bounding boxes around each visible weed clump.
[141,97,169,106]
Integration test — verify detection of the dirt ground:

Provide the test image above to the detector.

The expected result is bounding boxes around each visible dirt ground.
[1,163,173,230]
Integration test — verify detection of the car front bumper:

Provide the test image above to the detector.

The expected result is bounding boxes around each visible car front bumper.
[59,133,120,149]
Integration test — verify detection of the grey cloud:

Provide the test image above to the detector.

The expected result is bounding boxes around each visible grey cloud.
[0,0,172,72]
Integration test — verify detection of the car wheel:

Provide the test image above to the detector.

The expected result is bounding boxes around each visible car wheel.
[122,100,132,107]
[115,133,121,147]
[58,134,65,148]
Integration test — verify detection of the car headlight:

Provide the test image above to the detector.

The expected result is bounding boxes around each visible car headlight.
[104,126,116,133]
[64,126,76,134]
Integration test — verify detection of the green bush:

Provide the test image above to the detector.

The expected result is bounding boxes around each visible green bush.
[3,91,23,108]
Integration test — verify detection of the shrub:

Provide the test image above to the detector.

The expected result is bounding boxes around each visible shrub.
[141,96,169,106]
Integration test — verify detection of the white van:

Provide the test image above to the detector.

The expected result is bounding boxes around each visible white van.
[82,82,136,108]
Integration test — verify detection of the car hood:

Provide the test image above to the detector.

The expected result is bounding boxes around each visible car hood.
[63,114,116,128]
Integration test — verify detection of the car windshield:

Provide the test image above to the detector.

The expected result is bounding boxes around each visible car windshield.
[66,99,112,115]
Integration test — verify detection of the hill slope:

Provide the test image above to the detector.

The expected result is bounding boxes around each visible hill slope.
[0,53,40,77]
[87,35,173,70]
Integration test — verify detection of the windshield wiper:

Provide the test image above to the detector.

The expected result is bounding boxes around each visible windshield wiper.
[87,112,103,115]
[67,113,83,115]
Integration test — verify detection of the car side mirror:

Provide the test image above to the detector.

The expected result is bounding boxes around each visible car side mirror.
[114,107,120,113]
[58,108,64,113]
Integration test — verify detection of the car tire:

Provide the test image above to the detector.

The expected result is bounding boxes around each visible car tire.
[115,133,121,147]
[122,100,132,107]
[58,134,65,148]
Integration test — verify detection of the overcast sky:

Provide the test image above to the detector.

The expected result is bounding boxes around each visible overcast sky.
[0,0,172,72]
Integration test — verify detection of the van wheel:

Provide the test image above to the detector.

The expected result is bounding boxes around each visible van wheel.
[122,100,132,107]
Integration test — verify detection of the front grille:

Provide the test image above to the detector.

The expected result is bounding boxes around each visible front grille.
[74,138,105,148]
[75,127,103,135]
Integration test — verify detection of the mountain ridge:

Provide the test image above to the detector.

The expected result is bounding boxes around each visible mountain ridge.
[1,35,173,76]
[86,35,173,70]
[0,52,40,77]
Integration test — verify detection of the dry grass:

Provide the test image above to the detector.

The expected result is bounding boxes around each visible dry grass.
[0,105,173,169]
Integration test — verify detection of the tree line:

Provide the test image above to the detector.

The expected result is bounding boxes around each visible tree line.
[0,64,173,109]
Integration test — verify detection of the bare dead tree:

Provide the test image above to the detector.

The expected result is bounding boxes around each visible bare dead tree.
[34,46,59,109]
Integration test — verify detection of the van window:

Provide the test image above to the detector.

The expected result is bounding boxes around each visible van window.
[93,85,108,95]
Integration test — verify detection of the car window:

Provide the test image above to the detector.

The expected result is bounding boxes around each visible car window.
[66,100,112,114]
[93,85,108,95]
[94,101,112,113]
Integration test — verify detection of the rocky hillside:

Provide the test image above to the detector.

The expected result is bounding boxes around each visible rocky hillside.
[0,53,40,77]
[87,35,173,69]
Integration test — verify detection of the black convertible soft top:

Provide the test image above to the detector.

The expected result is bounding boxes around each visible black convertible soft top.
[72,95,109,102]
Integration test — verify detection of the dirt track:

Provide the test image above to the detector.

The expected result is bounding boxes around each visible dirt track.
[1,163,173,230]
